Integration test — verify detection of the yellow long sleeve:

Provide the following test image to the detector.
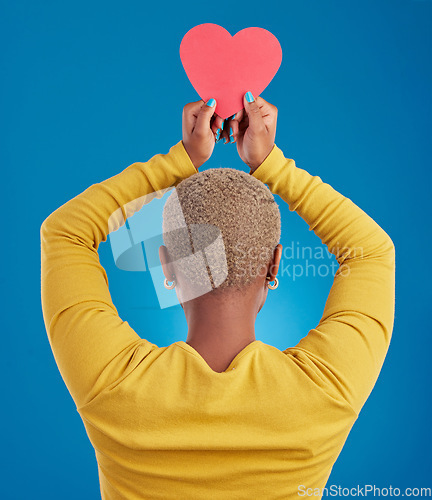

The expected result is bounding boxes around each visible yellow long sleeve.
[40,140,197,409]
[252,144,395,415]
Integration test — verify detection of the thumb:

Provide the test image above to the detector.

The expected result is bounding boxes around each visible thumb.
[194,98,217,136]
[243,92,266,134]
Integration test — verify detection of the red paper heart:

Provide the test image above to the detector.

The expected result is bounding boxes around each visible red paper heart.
[180,24,282,120]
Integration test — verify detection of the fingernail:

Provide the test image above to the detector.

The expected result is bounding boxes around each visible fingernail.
[245,91,254,103]
[231,114,236,119]
[221,119,225,130]
[215,128,220,140]
[229,127,233,137]
[206,98,216,107]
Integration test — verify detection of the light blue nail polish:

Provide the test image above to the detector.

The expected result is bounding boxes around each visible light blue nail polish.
[215,128,220,140]
[231,114,236,119]
[229,127,233,137]
[245,91,254,103]
[206,98,216,107]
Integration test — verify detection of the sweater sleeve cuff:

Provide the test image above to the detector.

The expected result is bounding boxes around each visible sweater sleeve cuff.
[168,140,199,179]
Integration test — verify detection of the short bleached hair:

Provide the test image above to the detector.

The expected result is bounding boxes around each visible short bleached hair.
[162,167,281,296]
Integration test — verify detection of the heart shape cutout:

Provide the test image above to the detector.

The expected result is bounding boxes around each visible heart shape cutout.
[180,23,282,120]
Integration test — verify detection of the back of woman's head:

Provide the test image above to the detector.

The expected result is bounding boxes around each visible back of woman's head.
[162,167,281,296]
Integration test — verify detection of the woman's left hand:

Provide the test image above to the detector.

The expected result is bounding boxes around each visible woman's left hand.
[182,98,224,170]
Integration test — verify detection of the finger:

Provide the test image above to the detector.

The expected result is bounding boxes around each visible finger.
[228,117,239,143]
[220,112,239,144]
[243,92,266,134]
[219,118,233,144]
[226,109,246,143]
[223,116,235,144]
[213,114,225,131]
[254,96,274,116]
[217,117,228,144]
[194,98,217,136]
[221,127,230,144]
[212,116,225,142]
[232,109,244,122]
[234,107,249,135]
[255,96,278,134]
[183,99,207,132]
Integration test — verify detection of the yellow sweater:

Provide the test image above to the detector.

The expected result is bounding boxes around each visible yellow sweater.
[41,140,395,499]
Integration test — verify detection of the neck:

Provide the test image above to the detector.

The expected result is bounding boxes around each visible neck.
[183,287,261,359]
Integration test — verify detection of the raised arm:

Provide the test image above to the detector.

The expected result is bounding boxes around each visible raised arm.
[40,98,220,410]
[40,141,198,408]
[231,93,395,416]
[252,144,395,415]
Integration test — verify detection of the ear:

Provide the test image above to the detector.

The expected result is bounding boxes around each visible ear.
[159,245,175,280]
[267,244,283,280]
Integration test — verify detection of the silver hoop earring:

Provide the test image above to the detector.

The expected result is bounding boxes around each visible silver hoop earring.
[266,276,279,290]
[164,277,176,290]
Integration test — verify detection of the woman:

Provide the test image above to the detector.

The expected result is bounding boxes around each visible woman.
[41,92,395,499]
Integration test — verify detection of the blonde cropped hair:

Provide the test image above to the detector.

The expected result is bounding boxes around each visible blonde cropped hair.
[162,167,281,295]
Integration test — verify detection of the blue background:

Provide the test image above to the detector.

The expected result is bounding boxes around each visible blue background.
[2,0,431,497]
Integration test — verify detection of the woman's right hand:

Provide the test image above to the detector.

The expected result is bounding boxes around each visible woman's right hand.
[226,92,278,173]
